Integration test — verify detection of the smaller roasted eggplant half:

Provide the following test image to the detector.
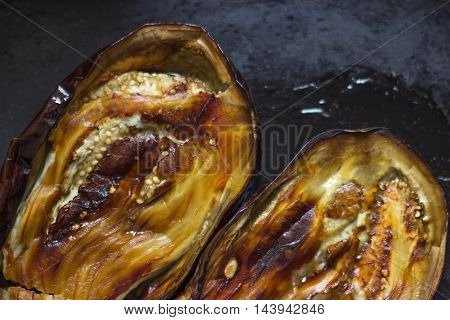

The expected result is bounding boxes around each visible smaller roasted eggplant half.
[181,129,447,300]
[0,24,256,299]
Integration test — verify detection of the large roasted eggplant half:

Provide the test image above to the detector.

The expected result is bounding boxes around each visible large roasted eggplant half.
[0,287,62,300]
[181,129,447,300]
[0,24,256,299]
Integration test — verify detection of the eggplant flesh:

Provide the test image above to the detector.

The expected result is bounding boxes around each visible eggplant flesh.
[0,287,61,300]
[0,25,256,299]
[181,130,447,300]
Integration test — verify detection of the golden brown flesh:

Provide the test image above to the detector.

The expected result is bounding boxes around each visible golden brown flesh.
[0,287,62,300]
[0,25,256,299]
[181,130,447,300]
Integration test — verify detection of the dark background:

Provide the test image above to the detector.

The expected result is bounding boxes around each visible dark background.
[1,0,449,298]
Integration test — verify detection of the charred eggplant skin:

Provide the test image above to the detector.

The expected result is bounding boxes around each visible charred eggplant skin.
[181,129,447,300]
[0,24,257,299]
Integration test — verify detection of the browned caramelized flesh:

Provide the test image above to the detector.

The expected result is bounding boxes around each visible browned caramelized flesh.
[0,287,62,300]
[1,25,256,299]
[180,130,446,300]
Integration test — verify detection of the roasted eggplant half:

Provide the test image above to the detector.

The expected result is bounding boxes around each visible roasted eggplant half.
[0,24,256,299]
[181,129,447,300]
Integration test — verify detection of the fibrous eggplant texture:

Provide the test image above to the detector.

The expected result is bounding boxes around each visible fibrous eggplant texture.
[181,130,446,300]
[0,25,256,300]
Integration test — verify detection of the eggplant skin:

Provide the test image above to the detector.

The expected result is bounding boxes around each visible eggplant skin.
[0,24,256,300]
[181,129,447,300]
